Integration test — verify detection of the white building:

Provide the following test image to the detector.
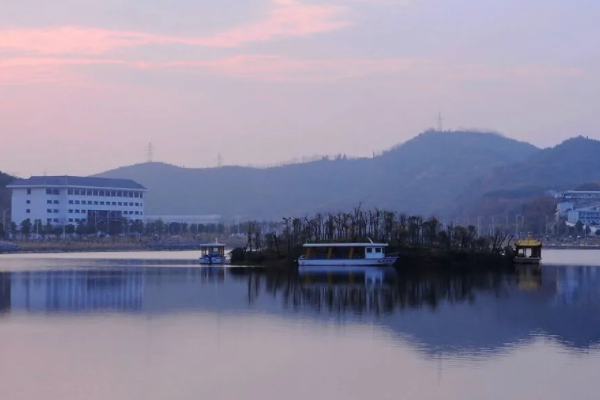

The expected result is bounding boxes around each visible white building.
[8,176,147,228]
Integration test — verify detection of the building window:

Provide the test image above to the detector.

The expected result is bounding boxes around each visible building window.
[100,201,105,206]
[47,200,52,204]
[139,193,143,199]
[118,202,122,206]
[69,200,73,204]
[93,190,99,196]
[135,211,139,215]
[26,209,30,213]
[53,200,59,204]
[112,202,117,206]
[47,218,52,223]
[47,209,52,213]
[53,219,59,223]
[27,189,31,195]
[94,201,99,205]
[75,200,80,205]
[69,218,73,223]
[68,189,73,195]
[53,189,59,195]
[46,189,52,195]
[75,210,80,214]
[26,200,31,204]
[74,190,80,195]
[53,210,59,213]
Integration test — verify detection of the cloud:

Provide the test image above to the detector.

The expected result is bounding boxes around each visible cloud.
[0,54,582,86]
[0,0,349,56]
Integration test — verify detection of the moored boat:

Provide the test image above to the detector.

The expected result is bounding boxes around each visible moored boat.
[297,239,399,272]
[513,239,542,265]
[198,241,230,265]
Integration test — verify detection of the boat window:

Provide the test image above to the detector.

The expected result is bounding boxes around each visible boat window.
[366,248,373,253]
[375,248,382,253]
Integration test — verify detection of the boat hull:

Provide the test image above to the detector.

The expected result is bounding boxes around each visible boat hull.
[513,257,541,265]
[298,256,398,272]
[198,256,230,265]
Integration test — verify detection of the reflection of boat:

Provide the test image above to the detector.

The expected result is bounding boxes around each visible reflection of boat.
[198,240,229,265]
[297,240,399,272]
[514,239,542,265]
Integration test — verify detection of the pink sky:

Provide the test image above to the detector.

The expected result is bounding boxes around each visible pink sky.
[1,0,598,176]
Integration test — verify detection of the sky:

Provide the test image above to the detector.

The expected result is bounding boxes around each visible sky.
[0,0,598,177]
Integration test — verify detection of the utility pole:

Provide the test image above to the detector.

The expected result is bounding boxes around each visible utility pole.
[516,214,521,239]
[477,216,482,238]
[437,112,444,131]
[147,143,154,163]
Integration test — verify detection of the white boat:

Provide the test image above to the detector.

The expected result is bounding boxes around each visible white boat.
[198,241,230,265]
[297,240,399,272]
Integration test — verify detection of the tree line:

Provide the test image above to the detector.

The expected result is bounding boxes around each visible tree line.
[1,218,226,239]
[241,206,510,256]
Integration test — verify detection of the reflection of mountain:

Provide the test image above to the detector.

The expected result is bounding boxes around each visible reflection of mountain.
[1,266,600,356]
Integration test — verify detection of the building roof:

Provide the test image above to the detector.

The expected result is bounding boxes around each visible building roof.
[7,176,147,190]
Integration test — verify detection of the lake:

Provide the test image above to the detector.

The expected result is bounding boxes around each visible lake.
[1,250,600,400]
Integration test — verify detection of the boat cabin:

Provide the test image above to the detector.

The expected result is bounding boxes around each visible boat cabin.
[514,239,542,264]
[302,242,389,260]
[199,243,226,258]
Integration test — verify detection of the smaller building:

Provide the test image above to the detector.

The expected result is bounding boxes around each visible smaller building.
[557,202,575,217]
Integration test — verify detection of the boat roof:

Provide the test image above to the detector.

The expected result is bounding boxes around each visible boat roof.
[199,243,226,247]
[303,242,388,248]
[515,239,542,247]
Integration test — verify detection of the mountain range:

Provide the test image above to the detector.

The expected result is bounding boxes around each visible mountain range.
[94,130,552,220]
[3,130,598,222]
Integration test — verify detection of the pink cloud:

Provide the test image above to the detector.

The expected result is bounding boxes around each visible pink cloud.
[0,54,581,86]
[0,0,349,55]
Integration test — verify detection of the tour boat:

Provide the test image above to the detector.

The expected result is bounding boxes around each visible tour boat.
[297,240,399,272]
[198,241,229,265]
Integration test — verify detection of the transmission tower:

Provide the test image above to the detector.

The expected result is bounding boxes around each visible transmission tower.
[147,143,154,163]
[217,152,223,167]
[437,112,444,131]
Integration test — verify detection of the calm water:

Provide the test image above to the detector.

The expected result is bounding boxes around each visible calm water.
[1,251,600,400]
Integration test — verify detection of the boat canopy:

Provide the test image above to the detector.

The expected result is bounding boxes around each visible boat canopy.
[303,243,388,248]
[515,239,542,248]
[199,243,226,248]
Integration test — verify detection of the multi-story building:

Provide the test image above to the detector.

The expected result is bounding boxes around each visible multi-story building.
[8,176,147,228]
[567,208,600,226]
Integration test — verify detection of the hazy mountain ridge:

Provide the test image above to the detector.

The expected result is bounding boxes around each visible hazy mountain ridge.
[95,130,540,219]
[458,136,600,219]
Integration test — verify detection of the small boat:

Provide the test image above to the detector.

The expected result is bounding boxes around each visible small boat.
[297,239,399,272]
[198,240,229,265]
[514,239,542,265]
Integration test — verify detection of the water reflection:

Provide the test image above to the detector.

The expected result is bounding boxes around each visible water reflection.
[1,265,600,355]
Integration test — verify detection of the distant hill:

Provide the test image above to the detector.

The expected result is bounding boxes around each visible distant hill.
[95,130,538,219]
[460,136,600,219]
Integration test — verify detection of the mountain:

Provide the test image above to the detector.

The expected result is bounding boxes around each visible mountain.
[95,130,538,220]
[460,136,600,219]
